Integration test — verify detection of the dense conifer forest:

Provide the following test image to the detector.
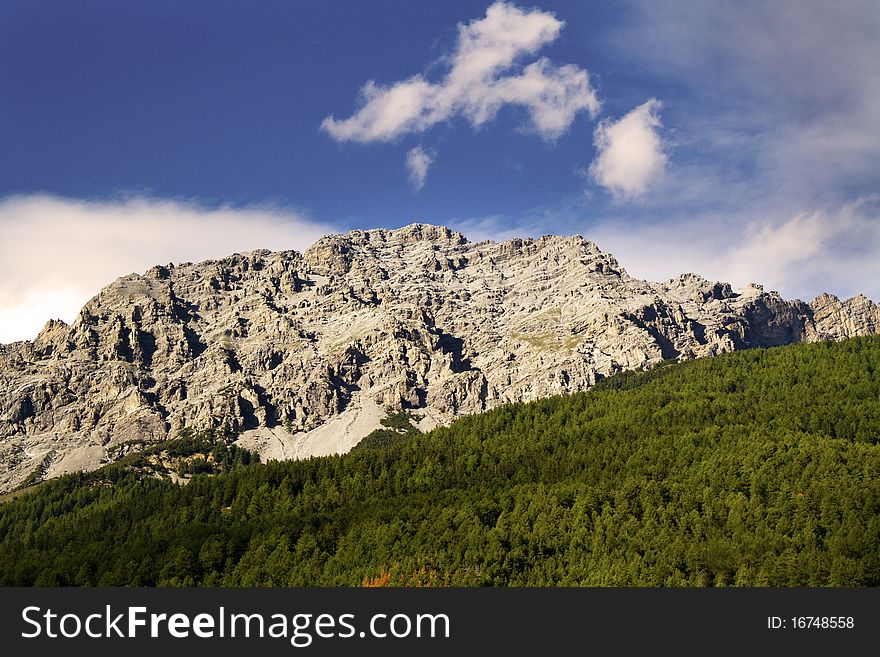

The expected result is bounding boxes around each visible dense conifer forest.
[1,337,879,586]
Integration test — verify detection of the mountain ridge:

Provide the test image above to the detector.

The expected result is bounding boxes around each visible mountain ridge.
[1,223,878,491]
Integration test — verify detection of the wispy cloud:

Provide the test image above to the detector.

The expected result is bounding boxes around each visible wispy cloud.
[445,214,532,243]
[321,1,599,144]
[0,195,335,343]
[588,197,880,302]
[505,1,880,303]
[605,1,880,210]
[405,146,434,191]
[589,99,667,199]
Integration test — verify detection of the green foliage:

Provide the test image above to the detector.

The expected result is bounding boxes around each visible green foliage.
[351,410,420,452]
[121,426,257,474]
[18,454,53,489]
[380,410,419,432]
[2,337,880,586]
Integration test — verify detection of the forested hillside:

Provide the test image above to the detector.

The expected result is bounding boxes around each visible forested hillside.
[1,337,879,586]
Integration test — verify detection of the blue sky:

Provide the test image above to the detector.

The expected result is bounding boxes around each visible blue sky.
[1,1,878,342]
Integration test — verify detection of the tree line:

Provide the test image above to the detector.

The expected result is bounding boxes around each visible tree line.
[0,336,878,586]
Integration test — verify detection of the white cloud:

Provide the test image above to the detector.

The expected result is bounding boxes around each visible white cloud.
[589,99,667,198]
[604,1,880,209]
[321,1,599,143]
[587,197,880,302]
[0,195,334,344]
[446,214,529,243]
[405,146,434,191]
[722,210,833,286]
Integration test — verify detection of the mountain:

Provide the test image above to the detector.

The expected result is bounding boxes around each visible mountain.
[1,223,878,492]
[2,336,879,586]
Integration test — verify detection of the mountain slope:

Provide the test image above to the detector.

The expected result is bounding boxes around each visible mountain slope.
[1,223,878,491]
[1,337,878,586]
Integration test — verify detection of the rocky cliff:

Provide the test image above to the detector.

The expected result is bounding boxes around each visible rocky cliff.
[1,223,877,491]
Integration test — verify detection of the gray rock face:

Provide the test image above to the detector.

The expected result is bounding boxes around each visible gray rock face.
[1,223,878,491]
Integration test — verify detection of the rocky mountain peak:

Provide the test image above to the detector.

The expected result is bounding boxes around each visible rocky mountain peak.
[1,223,878,492]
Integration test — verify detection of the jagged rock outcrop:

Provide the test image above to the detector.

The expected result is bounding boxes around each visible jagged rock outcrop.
[1,223,878,491]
